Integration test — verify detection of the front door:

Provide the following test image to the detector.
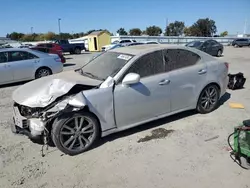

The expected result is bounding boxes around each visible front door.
[114,50,171,128]
[0,52,13,84]
[164,49,207,111]
[8,51,38,81]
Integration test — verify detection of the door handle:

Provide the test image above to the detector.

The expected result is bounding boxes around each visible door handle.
[159,79,170,85]
[198,69,207,75]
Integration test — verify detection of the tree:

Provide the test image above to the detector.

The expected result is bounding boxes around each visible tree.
[8,32,25,40]
[220,31,228,37]
[129,28,142,36]
[43,32,56,40]
[117,28,128,35]
[187,18,217,37]
[145,25,162,36]
[165,21,185,36]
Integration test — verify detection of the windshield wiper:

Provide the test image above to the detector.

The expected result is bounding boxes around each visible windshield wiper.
[82,72,104,81]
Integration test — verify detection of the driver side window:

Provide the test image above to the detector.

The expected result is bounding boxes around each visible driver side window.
[119,50,164,82]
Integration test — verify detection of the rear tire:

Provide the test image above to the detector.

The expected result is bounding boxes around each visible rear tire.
[51,112,100,155]
[197,84,220,114]
[35,67,52,79]
[217,49,222,57]
[74,47,81,54]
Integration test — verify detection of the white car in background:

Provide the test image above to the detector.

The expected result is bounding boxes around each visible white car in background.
[143,41,161,44]
[0,48,63,85]
[102,39,136,51]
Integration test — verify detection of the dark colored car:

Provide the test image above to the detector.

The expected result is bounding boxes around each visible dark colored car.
[31,46,66,63]
[54,40,85,54]
[232,38,250,47]
[186,40,224,57]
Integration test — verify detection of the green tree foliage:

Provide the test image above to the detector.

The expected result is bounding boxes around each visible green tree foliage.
[186,18,217,37]
[165,21,185,36]
[145,25,162,36]
[129,28,142,36]
[8,32,25,40]
[117,28,128,35]
[220,31,228,37]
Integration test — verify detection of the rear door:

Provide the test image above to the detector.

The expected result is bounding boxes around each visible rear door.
[8,51,39,81]
[165,49,207,111]
[0,52,13,84]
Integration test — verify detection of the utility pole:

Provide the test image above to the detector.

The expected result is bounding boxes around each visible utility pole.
[243,19,247,35]
[31,27,33,34]
[58,18,61,38]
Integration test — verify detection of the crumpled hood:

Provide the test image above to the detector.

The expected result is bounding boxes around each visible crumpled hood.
[12,70,102,108]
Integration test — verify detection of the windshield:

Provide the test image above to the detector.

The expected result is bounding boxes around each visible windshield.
[80,52,134,80]
[186,41,203,47]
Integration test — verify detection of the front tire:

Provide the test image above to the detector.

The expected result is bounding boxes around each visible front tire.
[51,112,100,155]
[197,85,220,114]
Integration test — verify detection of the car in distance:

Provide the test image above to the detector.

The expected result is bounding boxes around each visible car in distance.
[186,39,223,57]
[36,43,63,54]
[0,48,63,85]
[144,41,160,44]
[54,39,86,54]
[232,38,250,47]
[102,39,136,51]
[11,44,229,155]
[31,46,66,63]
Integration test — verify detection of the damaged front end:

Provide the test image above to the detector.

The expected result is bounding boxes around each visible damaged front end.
[12,83,97,141]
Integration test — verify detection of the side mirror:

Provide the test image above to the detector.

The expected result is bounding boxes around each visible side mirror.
[122,73,140,86]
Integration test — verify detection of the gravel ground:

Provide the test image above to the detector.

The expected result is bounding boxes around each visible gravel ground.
[0,47,250,188]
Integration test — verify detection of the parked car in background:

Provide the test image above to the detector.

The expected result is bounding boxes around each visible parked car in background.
[0,48,63,85]
[11,44,228,155]
[127,42,144,46]
[31,46,66,63]
[186,39,223,56]
[54,40,86,54]
[232,38,250,47]
[36,43,62,54]
[102,39,137,51]
[144,41,160,44]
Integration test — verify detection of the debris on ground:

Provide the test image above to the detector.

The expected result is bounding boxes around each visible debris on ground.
[204,135,219,142]
[137,128,174,143]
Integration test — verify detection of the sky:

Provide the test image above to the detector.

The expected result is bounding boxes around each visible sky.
[0,0,250,36]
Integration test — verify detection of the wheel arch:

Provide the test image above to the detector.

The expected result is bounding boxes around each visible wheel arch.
[196,82,221,106]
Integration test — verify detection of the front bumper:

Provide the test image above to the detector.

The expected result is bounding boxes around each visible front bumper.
[12,105,45,138]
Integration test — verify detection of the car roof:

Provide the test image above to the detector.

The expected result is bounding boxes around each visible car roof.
[0,47,50,57]
[110,44,186,55]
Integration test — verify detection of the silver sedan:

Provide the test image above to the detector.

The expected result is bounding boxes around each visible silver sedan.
[0,48,63,85]
[11,44,229,155]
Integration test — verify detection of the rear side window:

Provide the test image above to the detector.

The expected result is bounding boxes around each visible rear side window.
[163,49,200,71]
[37,44,45,47]
[210,40,218,45]
[0,52,8,63]
[126,50,164,78]
[8,51,38,62]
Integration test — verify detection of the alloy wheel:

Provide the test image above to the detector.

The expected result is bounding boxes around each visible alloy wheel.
[200,86,218,111]
[37,68,51,78]
[59,116,95,152]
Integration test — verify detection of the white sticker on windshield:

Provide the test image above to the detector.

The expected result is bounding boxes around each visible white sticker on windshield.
[117,54,132,61]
